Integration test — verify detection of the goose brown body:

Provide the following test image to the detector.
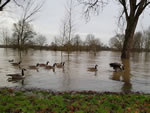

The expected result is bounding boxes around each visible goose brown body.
[8,59,14,62]
[45,63,56,69]
[11,61,21,66]
[29,63,39,69]
[39,61,49,67]
[7,69,26,80]
[56,62,65,68]
[88,65,98,72]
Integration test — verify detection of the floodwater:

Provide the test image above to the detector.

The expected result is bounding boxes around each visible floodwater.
[0,48,150,93]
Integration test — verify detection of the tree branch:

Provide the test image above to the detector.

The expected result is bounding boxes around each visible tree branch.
[118,0,129,20]
[135,0,149,18]
[0,0,11,11]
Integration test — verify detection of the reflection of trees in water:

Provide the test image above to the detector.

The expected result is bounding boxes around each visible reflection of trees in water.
[94,71,97,76]
[61,67,71,91]
[121,59,132,93]
[131,52,141,63]
[111,59,132,93]
[145,52,150,62]
[87,52,98,64]
[74,51,80,64]
[111,72,122,81]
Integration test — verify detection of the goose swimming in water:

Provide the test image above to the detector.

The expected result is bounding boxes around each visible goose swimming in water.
[109,62,124,72]
[56,62,65,68]
[29,63,39,70]
[7,68,26,80]
[45,63,56,69]
[88,65,98,72]
[39,61,49,67]
[8,59,14,62]
[11,61,21,66]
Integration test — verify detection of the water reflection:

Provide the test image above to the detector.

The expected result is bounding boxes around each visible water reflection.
[121,59,132,93]
[111,59,132,93]
[0,48,150,93]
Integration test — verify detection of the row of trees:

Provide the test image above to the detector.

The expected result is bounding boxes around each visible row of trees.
[109,27,150,51]
[51,34,104,51]
[0,0,47,49]
[0,22,46,48]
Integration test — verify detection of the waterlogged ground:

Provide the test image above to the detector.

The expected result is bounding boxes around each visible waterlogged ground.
[0,48,150,93]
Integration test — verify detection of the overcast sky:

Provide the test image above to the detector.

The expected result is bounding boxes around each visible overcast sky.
[1,0,150,45]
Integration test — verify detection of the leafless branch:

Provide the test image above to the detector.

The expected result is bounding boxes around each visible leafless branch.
[78,0,108,21]
[0,0,10,11]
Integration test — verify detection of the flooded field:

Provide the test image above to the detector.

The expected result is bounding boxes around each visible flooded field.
[0,48,150,93]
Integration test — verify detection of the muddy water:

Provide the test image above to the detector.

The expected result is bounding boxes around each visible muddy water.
[0,48,150,93]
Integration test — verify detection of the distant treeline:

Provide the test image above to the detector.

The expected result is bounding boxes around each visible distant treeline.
[1,44,150,52]
[1,19,150,52]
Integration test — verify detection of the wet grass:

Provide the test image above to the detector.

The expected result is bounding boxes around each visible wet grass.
[0,88,150,113]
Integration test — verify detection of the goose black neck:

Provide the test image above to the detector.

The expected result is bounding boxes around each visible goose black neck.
[53,63,56,67]
[22,69,24,76]
[95,65,97,69]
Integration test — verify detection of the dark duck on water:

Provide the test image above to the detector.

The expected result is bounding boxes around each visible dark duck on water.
[109,62,124,72]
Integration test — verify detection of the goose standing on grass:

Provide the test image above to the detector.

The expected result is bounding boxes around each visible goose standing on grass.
[7,68,26,80]
[45,63,56,69]
[29,63,39,70]
[88,65,98,72]
[11,61,21,66]
[39,61,49,67]
[109,63,124,72]
[56,62,65,68]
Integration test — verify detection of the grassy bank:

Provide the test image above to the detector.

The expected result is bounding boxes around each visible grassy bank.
[0,88,150,113]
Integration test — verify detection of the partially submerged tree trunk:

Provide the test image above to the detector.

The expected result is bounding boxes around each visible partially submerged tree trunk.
[121,18,138,59]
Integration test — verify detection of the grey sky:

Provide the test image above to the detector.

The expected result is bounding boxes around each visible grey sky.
[1,0,150,45]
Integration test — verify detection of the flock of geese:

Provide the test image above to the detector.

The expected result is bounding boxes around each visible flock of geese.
[7,60,65,81]
[6,59,124,82]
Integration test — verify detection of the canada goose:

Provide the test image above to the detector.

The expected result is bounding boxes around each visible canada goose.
[109,63,124,72]
[11,61,21,66]
[88,65,98,72]
[29,63,39,70]
[7,68,26,80]
[56,62,65,68]
[39,61,49,67]
[45,63,56,69]
[8,59,14,62]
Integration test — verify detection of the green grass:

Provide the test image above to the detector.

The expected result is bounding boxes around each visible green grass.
[0,88,150,113]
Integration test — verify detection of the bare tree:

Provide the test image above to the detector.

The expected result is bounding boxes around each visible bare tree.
[59,17,68,48]
[85,34,102,52]
[132,31,144,50]
[144,27,150,51]
[35,34,46,46]
[51,36,59,51]
[12,21,36,46]
[62,0,77,52]
[0,27,10,46]
[14,0,44,48]
[109,34,124,50]
[71,34,82,50]
[78,0,150,59]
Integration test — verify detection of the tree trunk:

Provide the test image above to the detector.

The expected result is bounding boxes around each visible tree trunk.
[121,18,138,59]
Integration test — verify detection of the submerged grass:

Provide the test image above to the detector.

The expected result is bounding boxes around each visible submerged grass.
[0,88,150,113]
